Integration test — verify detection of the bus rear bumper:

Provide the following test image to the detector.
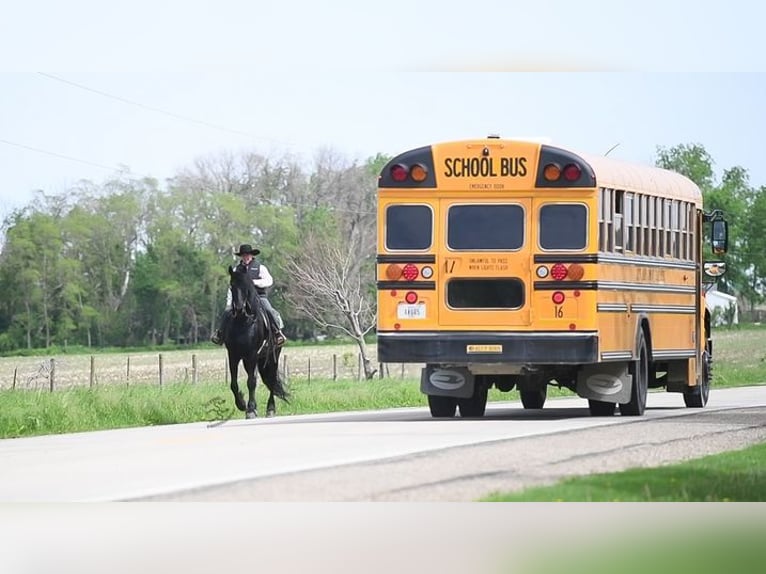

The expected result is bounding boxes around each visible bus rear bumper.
[377,331,598,364]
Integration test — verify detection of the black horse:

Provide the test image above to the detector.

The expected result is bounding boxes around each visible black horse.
[223,264,289,419]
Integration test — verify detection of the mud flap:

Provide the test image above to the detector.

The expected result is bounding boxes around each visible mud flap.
[420,366,475,399]
[576,362,632,404]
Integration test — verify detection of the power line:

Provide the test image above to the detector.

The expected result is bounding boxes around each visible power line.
[0,137,147,177]
[36,72,293,146]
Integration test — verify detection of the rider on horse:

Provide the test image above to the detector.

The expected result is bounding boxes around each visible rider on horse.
[211,243,287,347]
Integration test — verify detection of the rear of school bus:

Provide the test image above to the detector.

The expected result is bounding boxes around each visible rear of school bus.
[377,137,601,417]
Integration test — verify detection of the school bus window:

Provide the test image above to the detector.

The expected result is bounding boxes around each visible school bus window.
[447,278,524,309]
[664,199,672,256]
[539,204,588,250]
[614,190,624,252]
[671,200,681,259]
[681,202,694,261]
[625,193,635,252]
[385,204,432,250]
[657,197,665,257]
[639,194,649,256]
[447,204,524,251]
[599,188,612,252]
[646,197,657,255]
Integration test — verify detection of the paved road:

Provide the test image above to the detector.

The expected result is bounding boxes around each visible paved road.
[1,386,764,501]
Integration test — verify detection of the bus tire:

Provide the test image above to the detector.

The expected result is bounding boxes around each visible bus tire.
[428,395,457,418]
[621,330,649,416]
[458,384,489,418]
[684,341,712,408]
[520,387,547,409]
[588,399,616,416]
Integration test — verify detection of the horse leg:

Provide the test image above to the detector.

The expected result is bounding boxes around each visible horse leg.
[244,355,258,419]
[258,355,284,418]
[228,352,246,412]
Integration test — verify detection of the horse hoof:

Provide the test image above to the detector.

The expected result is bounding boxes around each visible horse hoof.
[246,411,257,419]
[266,410,275,418]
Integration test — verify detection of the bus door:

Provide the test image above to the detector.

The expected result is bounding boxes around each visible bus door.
[438,198,532,327]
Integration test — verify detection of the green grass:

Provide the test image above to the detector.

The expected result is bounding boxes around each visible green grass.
[0,376,578,439]
[1,325,764,439]
[482,441,766,501]
[515,523,766,574]
[0,377,429,439]
[710,323,766,387]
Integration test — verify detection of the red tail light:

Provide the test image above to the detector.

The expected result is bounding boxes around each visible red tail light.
[405,291,418,304]
[390,164,408,182]
[552,291,565,305]
[562,163,582,181]
[550,263,568,281]
[402,264,419,281]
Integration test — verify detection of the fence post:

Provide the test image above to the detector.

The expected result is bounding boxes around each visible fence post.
[332,354,337,381]
[159,353,164,387]
[379,363,384,379]
[49,358,55,393]
[308,356,311,385]
[13,367,17,390]
[401,363,405,378]
[126,356,131,387]
[283,354,289,383]
[90,355,95,388]
[357,354,362,381]
[192,354,198,385]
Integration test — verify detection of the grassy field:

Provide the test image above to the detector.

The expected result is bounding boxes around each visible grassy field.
[0,324,764,439]
[514,517,766,574]
[482,440,766,501]
[708,323,766,387]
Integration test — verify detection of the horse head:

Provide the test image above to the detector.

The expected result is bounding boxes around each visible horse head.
[228,264,259,318]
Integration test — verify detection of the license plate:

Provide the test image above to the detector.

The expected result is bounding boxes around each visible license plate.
[397,303,426,319]
[466,344,503,353]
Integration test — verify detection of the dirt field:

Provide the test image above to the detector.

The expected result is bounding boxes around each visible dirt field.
[0,344,423,390]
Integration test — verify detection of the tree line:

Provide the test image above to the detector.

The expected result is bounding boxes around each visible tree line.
[0,149,386,364]
[0,142,763,358]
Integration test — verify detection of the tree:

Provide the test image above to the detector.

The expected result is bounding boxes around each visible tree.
[285,229,377,378]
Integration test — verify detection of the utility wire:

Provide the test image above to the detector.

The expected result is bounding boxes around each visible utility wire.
[36,72,293,146]
[0,137,145,176]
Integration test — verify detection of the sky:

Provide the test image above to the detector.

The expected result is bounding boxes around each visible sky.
[1,1,765,219]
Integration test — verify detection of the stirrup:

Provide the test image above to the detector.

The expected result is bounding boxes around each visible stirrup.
[211,330,224,345]
[274,331,286,346]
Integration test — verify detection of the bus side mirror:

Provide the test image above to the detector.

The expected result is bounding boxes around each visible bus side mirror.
[711,220,728,255]
[703,261,727,278]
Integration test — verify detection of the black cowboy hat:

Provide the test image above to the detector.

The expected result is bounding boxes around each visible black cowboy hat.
[234,243,260,256]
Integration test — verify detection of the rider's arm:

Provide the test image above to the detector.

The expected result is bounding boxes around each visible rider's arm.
[253,264,274,289]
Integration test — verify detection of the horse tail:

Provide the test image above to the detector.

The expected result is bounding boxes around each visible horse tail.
[272,373,291,403]
[260,355,290,403]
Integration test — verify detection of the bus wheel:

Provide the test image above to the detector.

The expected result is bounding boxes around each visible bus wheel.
[588,399,616,416]
[520,387,547,409]
[684,345,711,408]
[428,395,457,418]
[620,330,649,416]
[458,385,489,418]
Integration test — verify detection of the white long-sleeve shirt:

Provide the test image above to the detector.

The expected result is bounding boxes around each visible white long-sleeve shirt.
[225,263,274,308]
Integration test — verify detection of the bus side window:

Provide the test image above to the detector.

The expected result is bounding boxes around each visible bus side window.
[614,190,624,252]
[599,188,612,251]
[624,192,634,252]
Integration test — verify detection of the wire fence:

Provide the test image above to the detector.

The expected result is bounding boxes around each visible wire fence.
[0,349,423,391]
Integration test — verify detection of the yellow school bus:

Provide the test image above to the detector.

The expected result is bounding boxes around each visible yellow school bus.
[376,136,729,418]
